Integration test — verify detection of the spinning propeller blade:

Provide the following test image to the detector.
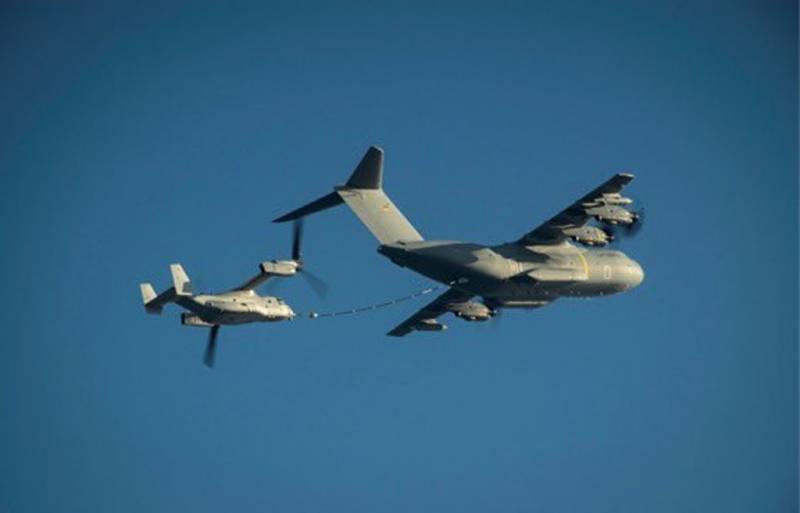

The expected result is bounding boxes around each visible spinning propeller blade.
[604,205,645,246]
[292,219,303,262]
[626,208,645,236]
[291,219,329,299]
[203,325,220,368]
[300,268,329,299]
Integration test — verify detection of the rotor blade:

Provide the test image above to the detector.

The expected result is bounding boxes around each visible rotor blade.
[292,219,304,262]
[625,208,645,237]
[203,325,219,368]
[300,268,329,299]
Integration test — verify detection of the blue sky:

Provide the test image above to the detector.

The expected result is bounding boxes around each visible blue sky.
[1,2,796,512]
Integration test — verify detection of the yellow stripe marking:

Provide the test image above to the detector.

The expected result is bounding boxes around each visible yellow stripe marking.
[578,252,589,278]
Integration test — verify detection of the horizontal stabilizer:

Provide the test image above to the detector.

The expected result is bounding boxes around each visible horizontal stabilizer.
[273,191,344,223]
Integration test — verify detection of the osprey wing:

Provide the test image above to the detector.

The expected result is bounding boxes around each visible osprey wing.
[518,173,636,246]
[230,261,299,291]
[232,271,273,292]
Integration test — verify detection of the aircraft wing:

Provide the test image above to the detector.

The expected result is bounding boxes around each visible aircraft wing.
[518,173,635,245]
[387,287,474,337]
[232,272,272,292]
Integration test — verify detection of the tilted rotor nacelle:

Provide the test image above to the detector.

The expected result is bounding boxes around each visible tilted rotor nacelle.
[259,260,299,277]
[562,225,612,246]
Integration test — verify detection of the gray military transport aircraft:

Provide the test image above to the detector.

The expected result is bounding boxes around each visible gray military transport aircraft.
[274,146,645,337]
[140,221,325,367]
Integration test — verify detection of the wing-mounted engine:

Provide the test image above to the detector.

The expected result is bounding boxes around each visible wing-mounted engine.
[562,225,612,246]
[517,173,639,246]
[583,192,633,207]
[446,301,496,322]
[583,204,638,226]
[412,318,448,332]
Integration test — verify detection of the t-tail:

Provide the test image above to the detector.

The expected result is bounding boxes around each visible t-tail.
[139,263,193,314]
[273,146,424,244]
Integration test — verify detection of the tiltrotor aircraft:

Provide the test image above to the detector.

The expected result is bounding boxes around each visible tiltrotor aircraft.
[140,221,325,367]
[275,146,645,337]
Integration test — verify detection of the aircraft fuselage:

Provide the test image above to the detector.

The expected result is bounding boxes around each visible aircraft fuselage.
[177,291,295,326]
[377,239,644,307]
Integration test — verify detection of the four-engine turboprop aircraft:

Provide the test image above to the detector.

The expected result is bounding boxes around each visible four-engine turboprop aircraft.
[274,146,645,336]
[140,221,325,367]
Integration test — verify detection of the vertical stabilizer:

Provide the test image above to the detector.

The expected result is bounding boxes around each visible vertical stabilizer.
[170,264,193,296]
[346,146,383,189]
[140,283,157,304]
[274,146,423,244]
[139,282,176,315]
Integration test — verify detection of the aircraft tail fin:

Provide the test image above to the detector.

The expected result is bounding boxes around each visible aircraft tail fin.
[346,145,383,189]
[170,264,193,296]
[273,146,423,244]
[140,282,176,315]
[141,283,157,304]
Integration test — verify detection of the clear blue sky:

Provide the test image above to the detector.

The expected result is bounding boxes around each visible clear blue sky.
[1,2,796,512]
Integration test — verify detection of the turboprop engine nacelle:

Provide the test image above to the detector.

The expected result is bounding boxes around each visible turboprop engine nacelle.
[413,319,448,332]
[449,301,495,322]
[562,226,611,246]
[582,193,633,207]
[259,260,299,277]
[585,204,637,225]
[600,193,632,205]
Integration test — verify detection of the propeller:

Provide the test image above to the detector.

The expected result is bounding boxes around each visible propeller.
[625,208,645,237]
[203,325,220,368]
[291,219,329,299]
[601,226,617,244]
[603,206,645,245]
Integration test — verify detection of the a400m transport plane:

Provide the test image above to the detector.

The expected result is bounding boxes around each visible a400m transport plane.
[275,146,644,337]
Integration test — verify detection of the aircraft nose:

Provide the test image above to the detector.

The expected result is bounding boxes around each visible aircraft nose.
[627,260,644,288]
